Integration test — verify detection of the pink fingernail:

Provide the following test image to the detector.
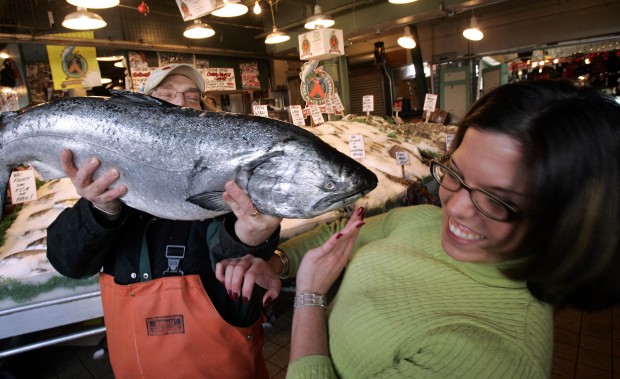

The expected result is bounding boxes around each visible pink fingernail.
[356,221,365,228]
[336,233,343,239]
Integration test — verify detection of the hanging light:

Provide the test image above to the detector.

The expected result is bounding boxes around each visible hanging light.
[304,2,334,29]
[265,1,289,44]
[388,0,418,4]
[463,16,483,41]
[0,51,9,59]
[212,0,248,17]
[253,1,261,14]
[183,19,215,39]
[62,7,107,30]
[66,0,119,9]
[397,26,416,49]
[96,55,123,61]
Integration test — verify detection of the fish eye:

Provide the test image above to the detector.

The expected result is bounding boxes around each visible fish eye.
[325,181,335,190]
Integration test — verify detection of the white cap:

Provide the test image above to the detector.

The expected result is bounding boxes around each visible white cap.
[143,63,205,95]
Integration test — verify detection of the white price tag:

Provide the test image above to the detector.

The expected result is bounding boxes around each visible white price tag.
[252,105,269,117]
[332,93,345,113]
[289,105,306,126]
[445,133,455,152]
[309,105,325,125]
[362,95,374,112]
[9,169,37,204]
[423,93,438,112]
[348,134,366,159]
[395,151,409,165]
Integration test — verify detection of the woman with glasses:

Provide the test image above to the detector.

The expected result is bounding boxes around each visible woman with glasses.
[219,80,620,378]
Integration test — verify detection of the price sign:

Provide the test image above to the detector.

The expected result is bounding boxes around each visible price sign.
[446,133,455,152]
[289,105,306,126]
[362,95,374,112]
[423,93,438,112]
[348,134,366,159]
[252,105,269,117]
[309,104,325,125]
[9,169,37,204]
[395,151,409,165]
[332,93,345,113]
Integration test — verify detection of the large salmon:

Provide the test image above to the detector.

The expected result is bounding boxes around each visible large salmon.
[0,91,377,220]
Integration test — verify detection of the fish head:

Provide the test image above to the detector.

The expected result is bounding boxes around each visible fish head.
[245,139,378,219]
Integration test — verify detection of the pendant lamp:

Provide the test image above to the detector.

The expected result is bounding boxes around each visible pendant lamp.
[463,16,484,41]
[397,26,416,49]
[212,0,248,17]
[265,1,289,44]
[304,2,334,29]
[183,19,215,39]
[66,0,119,9]
[62,7,107,30]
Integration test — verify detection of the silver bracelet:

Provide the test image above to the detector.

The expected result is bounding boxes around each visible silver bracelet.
[294,293,328,310]
[92,202,122,216]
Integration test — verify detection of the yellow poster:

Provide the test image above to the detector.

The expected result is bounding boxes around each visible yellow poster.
[46,32,102,90]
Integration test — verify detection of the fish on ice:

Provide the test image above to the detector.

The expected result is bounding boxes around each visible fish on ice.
[0,91,377,220]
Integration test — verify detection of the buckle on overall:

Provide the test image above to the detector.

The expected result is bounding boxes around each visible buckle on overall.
[163,245,185,276]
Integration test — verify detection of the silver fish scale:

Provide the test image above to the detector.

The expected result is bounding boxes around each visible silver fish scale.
[0,91,377,220]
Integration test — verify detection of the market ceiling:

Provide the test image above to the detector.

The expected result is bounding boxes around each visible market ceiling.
[0,0,513,61]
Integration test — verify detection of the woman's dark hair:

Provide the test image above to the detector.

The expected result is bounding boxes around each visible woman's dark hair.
[451,80,620,310]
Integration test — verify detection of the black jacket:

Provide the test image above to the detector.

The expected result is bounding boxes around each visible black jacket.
[47,198,279,326]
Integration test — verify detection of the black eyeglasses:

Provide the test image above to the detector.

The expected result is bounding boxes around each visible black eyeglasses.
[154,87,202,105]
[430,160,520,222]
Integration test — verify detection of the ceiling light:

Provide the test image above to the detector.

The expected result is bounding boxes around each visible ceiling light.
[212,0,248,17]
[388,0,418,3]
[265,27,290,44]
[304,3,334,29]
[183,19,215,39]
[114,61,124,68]
[101,78,112,85]
[463,16,483,41]
[397,26,416,49]
[265,1,289,44]
[0,51,9,59]
[66,0,119,9]
[62,7,107,30]
[96,55,123,61]
[253,1,261,14]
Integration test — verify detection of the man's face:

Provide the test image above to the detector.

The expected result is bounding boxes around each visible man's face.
[152,74,202,110]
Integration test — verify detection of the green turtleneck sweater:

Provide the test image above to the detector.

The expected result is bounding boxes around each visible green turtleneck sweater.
[282,205,553,379]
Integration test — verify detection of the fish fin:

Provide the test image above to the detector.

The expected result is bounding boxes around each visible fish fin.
[108,90,177,108]
[28,161,66,181]
[186,191,231,212]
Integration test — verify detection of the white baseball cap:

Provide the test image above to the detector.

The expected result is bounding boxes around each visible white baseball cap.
[143,63,205,95]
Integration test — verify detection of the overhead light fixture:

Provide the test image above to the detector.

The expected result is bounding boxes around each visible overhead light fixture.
[101,78,112,85]
[388,0,418,4]
[212,0,248,17]
[304,2,334,29]
[265,1,289,44]
[253,1,261,14]
[62,7,107,30]
[66,0,119,9]
[114,61,124,68]
[183,19,215,39]
[463,16,483,41]
[96,55,123,61]
[397,26,416,49]
[0,51,9,59]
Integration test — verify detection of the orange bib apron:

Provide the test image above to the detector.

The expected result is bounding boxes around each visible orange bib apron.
[99,272,269,379]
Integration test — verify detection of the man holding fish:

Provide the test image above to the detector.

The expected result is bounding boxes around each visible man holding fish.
[46,64,284,379]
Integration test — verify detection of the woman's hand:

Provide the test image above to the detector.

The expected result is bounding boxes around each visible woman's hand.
[296,208,365,295]
[222,181,282,246]
[215,254,281,307]
[60,149,126,214]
